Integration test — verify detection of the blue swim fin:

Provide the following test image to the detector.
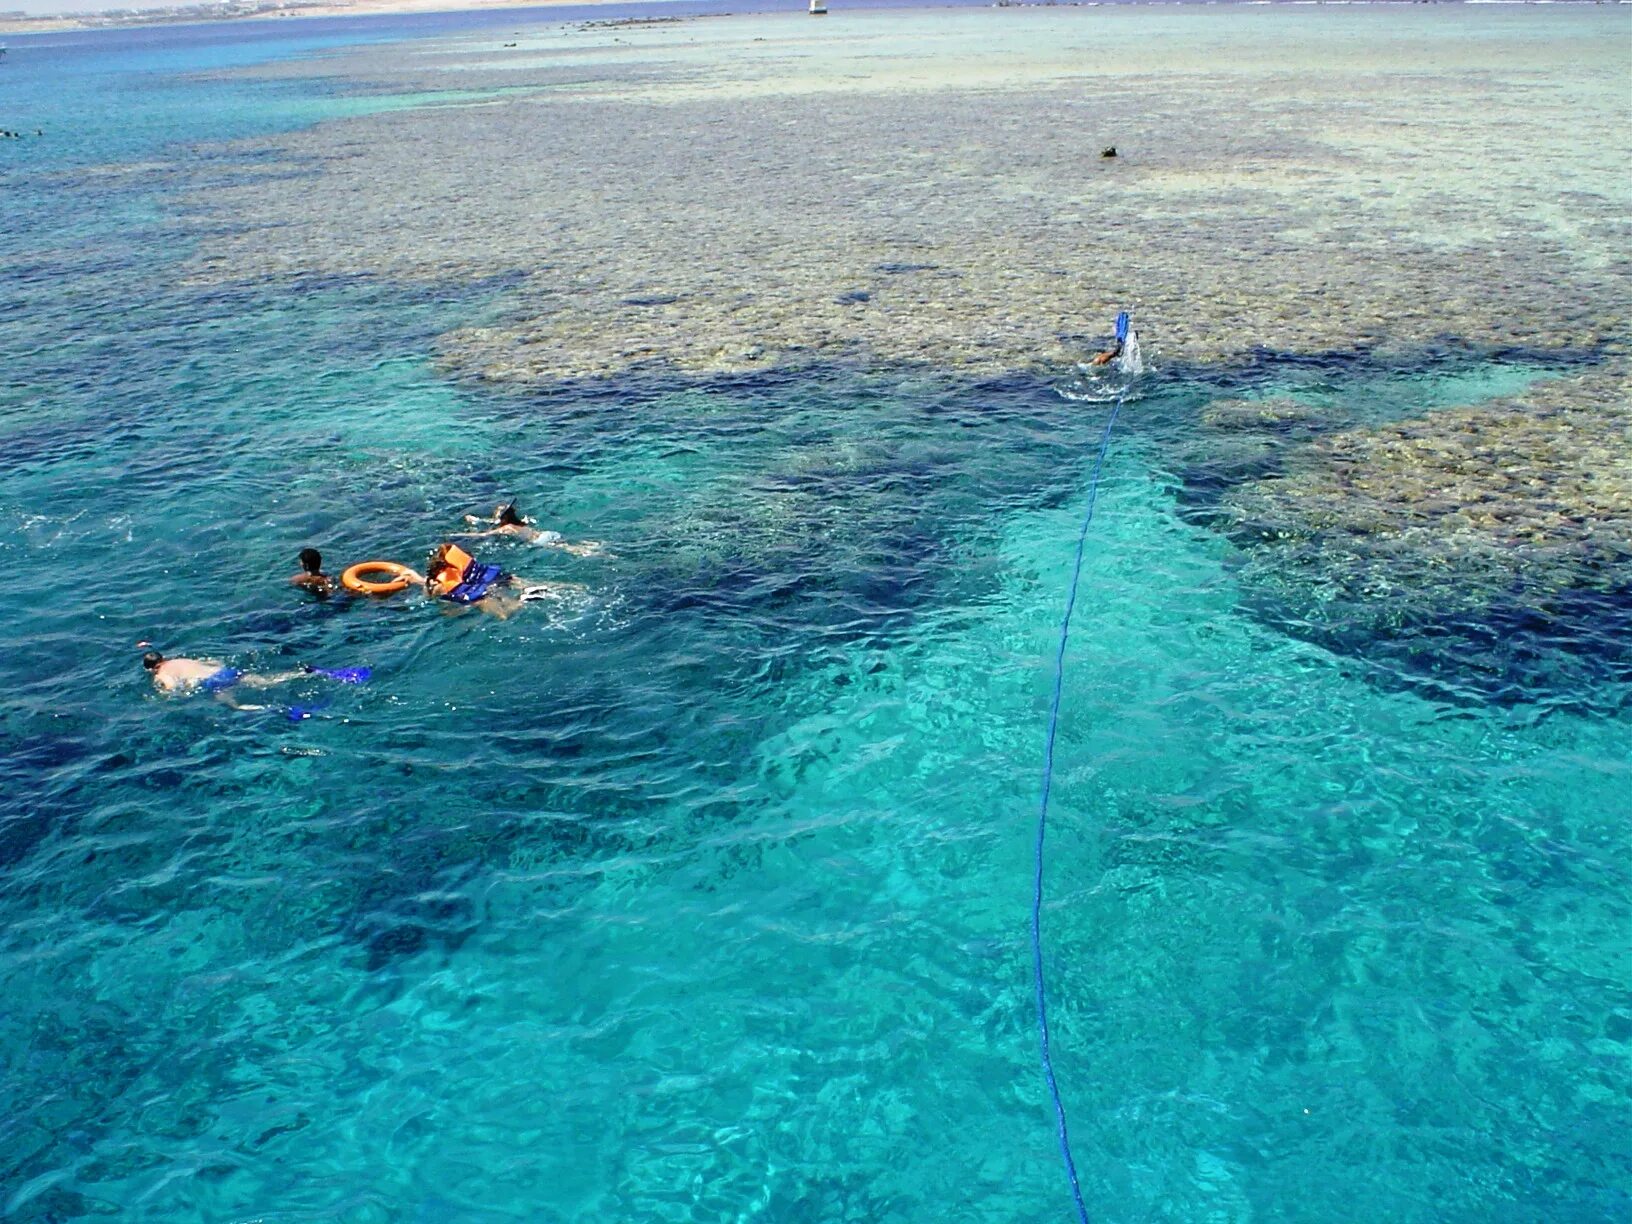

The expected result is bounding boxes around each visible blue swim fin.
[1114,311,1130,343]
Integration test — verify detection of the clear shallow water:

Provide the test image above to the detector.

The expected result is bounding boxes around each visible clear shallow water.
[3,14,1631,1224]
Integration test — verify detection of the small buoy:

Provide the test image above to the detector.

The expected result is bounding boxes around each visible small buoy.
[1100,146,1117,159]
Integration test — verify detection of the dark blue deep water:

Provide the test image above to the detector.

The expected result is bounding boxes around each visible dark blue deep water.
[2,10,1630,1222]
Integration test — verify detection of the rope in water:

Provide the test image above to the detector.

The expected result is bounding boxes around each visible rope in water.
[1033,379,1133,1224]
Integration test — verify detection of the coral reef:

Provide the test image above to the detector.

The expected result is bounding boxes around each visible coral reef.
[1199,397,1324,433]
[1213,365,1632,697]
[175,10,1628,384]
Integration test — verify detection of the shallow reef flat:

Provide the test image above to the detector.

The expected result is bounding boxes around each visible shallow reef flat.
[1221,367,1632,608]
[1200,363,1632,701]
[183,7,1630,381]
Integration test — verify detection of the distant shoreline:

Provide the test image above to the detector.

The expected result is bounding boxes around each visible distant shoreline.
[0,0,636,37]
[1,0,1620,39]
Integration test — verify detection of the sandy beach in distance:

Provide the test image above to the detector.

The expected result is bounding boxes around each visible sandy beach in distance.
[262,0,635,20]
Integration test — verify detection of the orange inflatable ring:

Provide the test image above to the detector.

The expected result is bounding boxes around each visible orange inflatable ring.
[342,561,416,596]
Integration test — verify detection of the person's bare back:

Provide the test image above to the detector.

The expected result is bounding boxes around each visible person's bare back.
[147,655,226,693]
[291,547,344,598]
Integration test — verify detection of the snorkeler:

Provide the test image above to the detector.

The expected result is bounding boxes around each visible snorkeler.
[141,650,368,709]
[1089,310,1132,366]
[457,502,605,557]
[291,547,344,598]
[424,541,585,621]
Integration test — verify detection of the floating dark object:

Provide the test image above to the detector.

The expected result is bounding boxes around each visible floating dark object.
[1100,146,1117,159]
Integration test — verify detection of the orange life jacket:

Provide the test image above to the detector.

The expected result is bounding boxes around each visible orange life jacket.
[427,542,476,598]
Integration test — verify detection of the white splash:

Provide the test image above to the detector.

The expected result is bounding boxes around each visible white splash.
[1115,326,1144,377]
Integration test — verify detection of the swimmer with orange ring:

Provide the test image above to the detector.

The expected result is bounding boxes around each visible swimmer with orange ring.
[291,547,346,599]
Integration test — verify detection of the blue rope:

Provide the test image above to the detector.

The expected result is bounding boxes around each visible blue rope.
[1033,382,1131,1224]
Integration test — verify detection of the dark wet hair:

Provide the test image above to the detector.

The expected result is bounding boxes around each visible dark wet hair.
[142,650,164,670]
[298,547,323,574]
[497,503,524,527]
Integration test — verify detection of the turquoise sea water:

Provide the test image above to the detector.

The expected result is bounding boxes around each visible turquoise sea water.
[3,12,1631,1223]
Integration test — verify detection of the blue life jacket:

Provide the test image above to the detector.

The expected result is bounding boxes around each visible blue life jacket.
[444,560,507,604]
